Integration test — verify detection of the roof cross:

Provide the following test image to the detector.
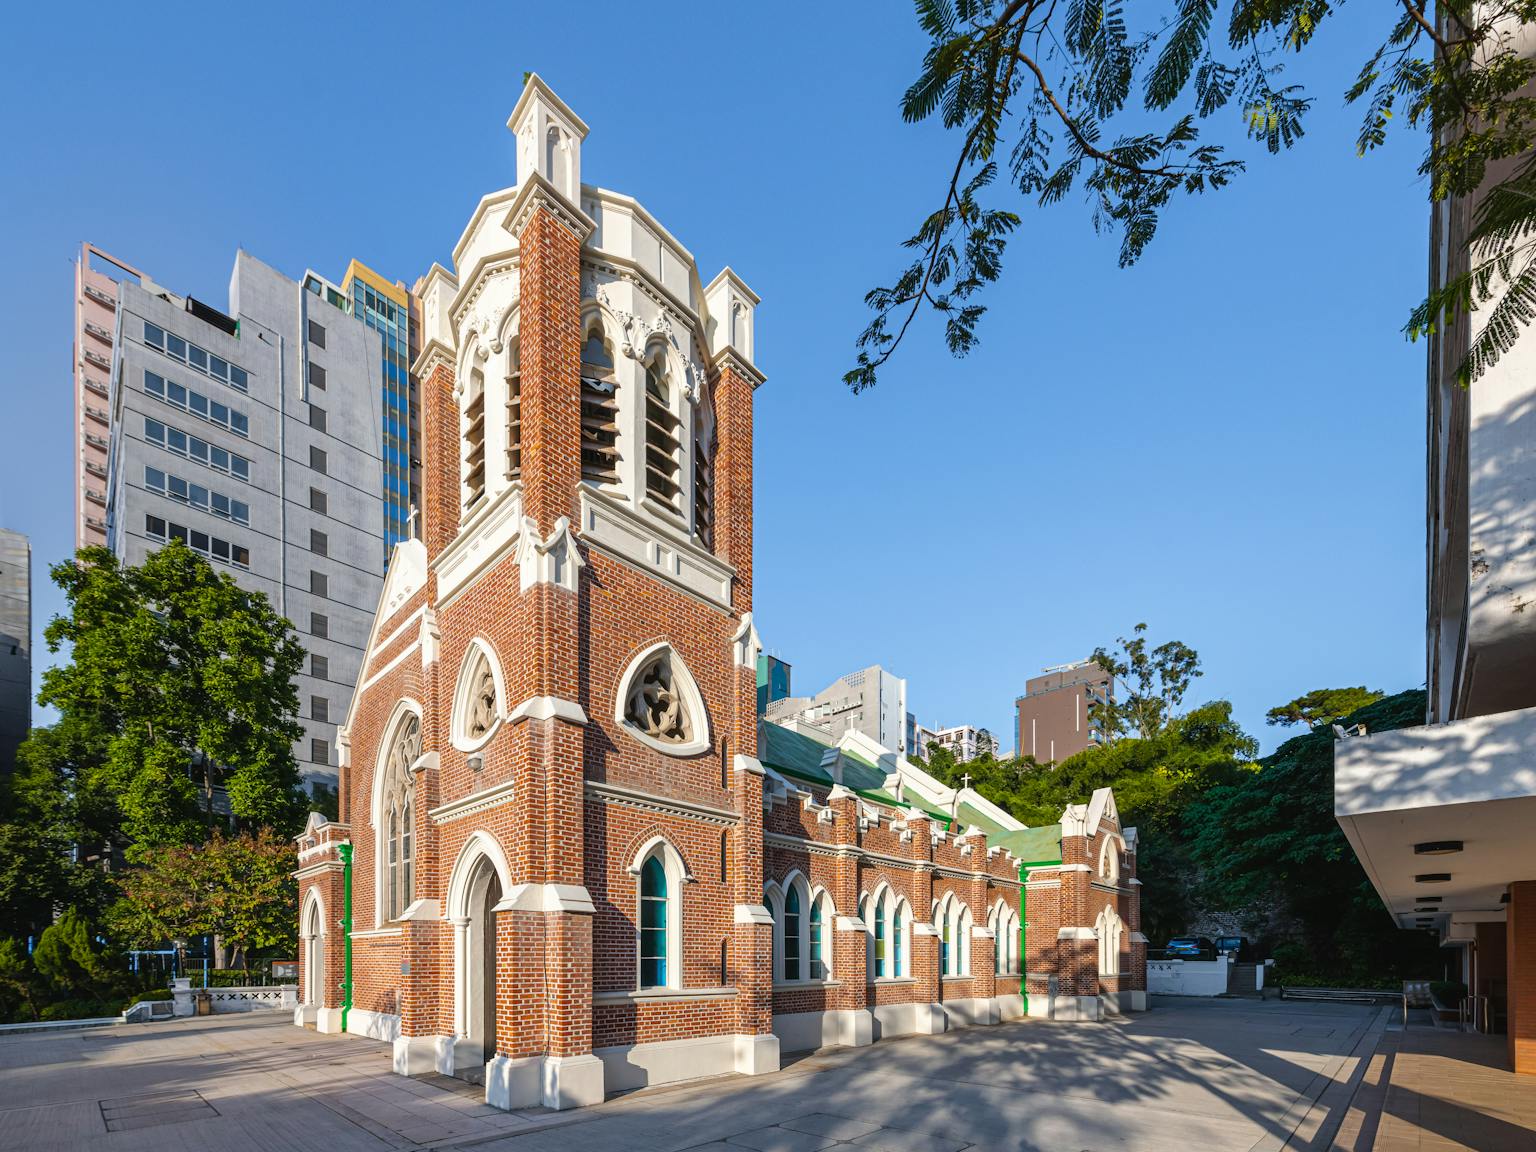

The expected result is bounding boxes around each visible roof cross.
[960,772,973,792]
[406,503,419,540]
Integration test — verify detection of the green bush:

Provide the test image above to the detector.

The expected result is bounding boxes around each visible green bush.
[39,997,123,1021]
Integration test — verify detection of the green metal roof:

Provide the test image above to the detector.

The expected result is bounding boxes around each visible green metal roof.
[990,824,1063,864]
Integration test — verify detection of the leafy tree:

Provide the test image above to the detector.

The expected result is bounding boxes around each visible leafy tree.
[109,830,297,970]
[1265,686,1385,728]
[32,908,122,1008]
[927,700,1255,941]
[0,939,43,1023]
[1188,688,1440,984]
[1090,622,1203,739]
[29,542,307,852]
[848,0,1536,392]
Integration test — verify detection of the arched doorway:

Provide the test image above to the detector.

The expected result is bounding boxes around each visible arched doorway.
[302,893,325,1012]
[463,856,502,1079]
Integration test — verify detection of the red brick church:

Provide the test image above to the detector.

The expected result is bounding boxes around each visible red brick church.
[294,76,1146,1111]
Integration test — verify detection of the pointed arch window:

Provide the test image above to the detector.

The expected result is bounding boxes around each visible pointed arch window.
[873,897,887,978]
[809,896,825,980]
[783,884,802,982]
[639,855,667,988]
[380,712,420,922]
[892,900,905,977]
[579,319,619,485]
[643,350,682,514]
[937,894,971,977]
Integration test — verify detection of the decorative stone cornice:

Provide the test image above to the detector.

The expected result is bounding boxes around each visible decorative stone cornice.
[430,780,516,825]
[510,696,588,726]
[585,780,737,827]
[413,338,455,382]
[712,348,765,389]
[504,172,595,244]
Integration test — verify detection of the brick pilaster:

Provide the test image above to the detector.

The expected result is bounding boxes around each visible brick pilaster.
[713,364,754,606]
[421,363,458,562]
[732,766,772,1037]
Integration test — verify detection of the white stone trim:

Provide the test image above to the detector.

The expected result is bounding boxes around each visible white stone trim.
[836,916,866,932]
[731,612,762,669]
[1059,863,1092,873]
[593,986,735,1005]
[397,898,441,922]
[735,903,774,925]
[433,485,524,604]
[1130,931,1150,943]
[345,1008,401,1041]
[494,883,597,915]
[509,695,589,726]
[516,514,584,593]
[430,780,516,825]
[734,753,765,776]
[1058,927,1096,940]
[350,927,404,939]
[579,485,734,610]
[587,780,736,826]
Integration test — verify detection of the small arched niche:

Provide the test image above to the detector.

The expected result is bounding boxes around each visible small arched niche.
[615,642,709,757]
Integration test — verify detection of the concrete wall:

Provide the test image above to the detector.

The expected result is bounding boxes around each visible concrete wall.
[1147,957,1230,996]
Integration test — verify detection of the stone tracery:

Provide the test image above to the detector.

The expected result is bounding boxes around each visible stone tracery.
[624,650,691,745]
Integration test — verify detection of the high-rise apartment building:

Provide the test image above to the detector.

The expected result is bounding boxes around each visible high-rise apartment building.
[765,663,910,754]
[1014,659,1114,764]
[0,530,30,775]
[337,261,421,564]
[756,651,791,715]
[73,245,143,552]
[105,250,385,796]
[930,723,997,763]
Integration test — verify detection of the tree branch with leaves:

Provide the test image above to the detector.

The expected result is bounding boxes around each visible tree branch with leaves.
[851,0,1536,393]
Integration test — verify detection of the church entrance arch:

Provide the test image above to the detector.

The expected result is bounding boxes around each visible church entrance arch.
[447,832,512,1083]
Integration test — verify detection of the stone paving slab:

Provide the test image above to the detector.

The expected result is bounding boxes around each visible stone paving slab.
[0,998,1470,1152]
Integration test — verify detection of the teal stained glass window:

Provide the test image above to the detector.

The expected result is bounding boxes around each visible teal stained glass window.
[640,855,667,988]
[784,886,801,981]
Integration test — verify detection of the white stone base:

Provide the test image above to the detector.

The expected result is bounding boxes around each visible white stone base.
[771,1008,873,1053]
[485,1054,542,1109]
[997,993,1026,1020]
[316,1007,345,1034]
[435,1035,458,1076]
[542,1053,605,1110]
[393,1035,438,1076]
[940,997,999,1029]
[871,1000,947,1040]
[1050,994,1102,1021]
[346,1008,401,1042]
[592,1032,780,1098]
[451,1035,486,1079]
[1026,994,1050,1018]
[734,1032,780,1076]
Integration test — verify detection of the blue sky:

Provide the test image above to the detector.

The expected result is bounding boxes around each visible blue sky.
[0,2,1427,755]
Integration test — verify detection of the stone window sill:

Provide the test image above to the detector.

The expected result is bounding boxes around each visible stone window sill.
[870,976,918,986]
[594,986,737,1005]
[941,975,974,983]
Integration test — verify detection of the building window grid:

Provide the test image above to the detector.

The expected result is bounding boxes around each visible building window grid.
[142,321,250,392]
[142,514,249,569]
[143,417,252,481]
[143,370,249,437]
[143,466,249,526]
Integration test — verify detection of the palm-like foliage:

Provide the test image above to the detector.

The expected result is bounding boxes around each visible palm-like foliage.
[851,0,1536,392]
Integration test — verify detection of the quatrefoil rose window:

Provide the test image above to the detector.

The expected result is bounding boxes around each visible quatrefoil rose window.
[616,643,709,757]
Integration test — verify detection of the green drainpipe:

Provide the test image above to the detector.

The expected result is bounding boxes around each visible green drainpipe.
[1019,858,1062,1015]
[339,841,354,1033]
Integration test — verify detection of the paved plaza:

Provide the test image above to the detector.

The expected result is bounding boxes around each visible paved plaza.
[0,997,1530,1152]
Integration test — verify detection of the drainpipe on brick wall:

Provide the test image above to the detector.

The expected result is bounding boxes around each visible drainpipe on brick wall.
[339,841,354,1032]
[1019,858,1061,1015]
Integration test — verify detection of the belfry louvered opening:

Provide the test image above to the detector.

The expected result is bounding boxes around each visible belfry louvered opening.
[644,352,682,513]
[580,321,619,485]
[463,366,486,513]
[694,382,715,549]
[506,337,522,480]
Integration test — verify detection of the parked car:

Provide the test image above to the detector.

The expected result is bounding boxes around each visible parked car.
[1164,936,1216,959]
[1214,936,1251,960]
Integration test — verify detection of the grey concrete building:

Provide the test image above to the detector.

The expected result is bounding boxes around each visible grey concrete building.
[0,530,30,775]
[106,251,384,796]
[765,664,910,755]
